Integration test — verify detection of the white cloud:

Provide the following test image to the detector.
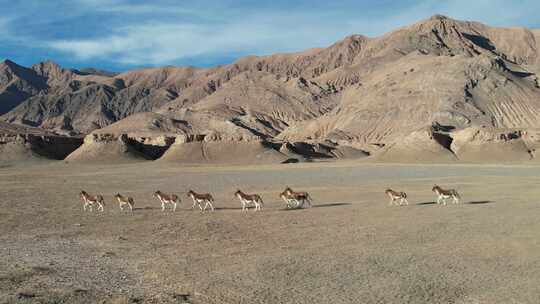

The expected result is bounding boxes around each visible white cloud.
[35,0,540,67]
[73,0,206,17]
[47,14,365,65]
[49,24,211,64]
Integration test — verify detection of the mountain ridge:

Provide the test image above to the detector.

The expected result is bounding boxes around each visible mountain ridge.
[2,15,540,163]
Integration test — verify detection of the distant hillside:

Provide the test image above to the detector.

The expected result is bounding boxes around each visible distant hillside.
[2,15,540,163]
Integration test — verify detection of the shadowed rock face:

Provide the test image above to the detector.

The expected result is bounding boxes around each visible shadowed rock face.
[0,122,83,161]
[1,15,540,163]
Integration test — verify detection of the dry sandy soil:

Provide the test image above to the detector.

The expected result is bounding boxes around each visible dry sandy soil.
[2,161,540,303]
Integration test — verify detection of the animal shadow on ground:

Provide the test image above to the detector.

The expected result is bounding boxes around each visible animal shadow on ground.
[214,207,244,211]
[280,202,351,211]
[133,206,160,211]
[313,202,351,208]
[467,201,494,205]
[416,201,494,206]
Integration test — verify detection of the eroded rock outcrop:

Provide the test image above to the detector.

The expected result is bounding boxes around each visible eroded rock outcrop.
[0,122,82,161]
[158,133,288,164]
[451,127,532,162]
[375,128,457,163]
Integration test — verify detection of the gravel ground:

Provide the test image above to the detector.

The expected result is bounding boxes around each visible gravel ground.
[2,161,540,303]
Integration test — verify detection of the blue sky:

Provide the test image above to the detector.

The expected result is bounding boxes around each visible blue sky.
[1,0,539,71]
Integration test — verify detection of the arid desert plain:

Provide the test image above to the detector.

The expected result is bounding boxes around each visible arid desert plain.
[2,160,540,303]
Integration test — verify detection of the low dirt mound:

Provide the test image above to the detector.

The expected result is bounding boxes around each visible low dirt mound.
[65,134,149,162]
[330,145,370,159]
[0,122,83,162]
[0,137,44,162]
[452,127,532,162]
[278,141,369,161]
[375,128,457,163]
[159,139,288,164]
[93,112,191,137]
[0,137,83,162]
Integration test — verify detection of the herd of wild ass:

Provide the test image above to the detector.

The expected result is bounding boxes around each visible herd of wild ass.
[79,185,460,212]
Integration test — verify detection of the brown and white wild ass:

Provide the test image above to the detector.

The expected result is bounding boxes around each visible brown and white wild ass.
[114,193,135,212]
[283,187,313,208]
[234,190,264,211]
[432,185,461,205]
[187,190,215,211]
[79,190,105,212]
[153,191,180,211]
[385,189,409,206]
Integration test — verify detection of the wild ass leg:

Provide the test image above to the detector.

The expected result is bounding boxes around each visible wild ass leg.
[305,196,312,208]
[290,198,299,208]
[297,198,304,208]
[453,193,460,204]
[288,197,297,208]
[288,198,295,208]
[202,200,209,212]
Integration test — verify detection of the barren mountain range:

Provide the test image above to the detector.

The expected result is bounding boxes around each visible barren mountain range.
[1,15,540,163]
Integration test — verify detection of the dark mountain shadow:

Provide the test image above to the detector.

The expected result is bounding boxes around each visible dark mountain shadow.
[510,70,534,78]
[462,33,496,51]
